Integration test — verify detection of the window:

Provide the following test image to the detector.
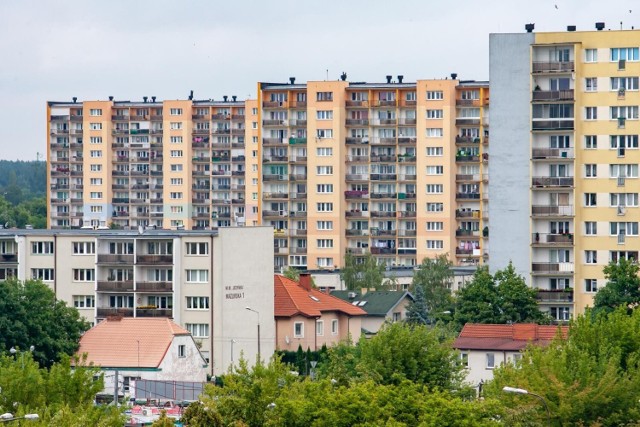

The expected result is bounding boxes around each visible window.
[426,240,444,249]
[427,221,444,231]
[426,184,443,194]
[251,107,258,115]
[550,307,571,321]
[585,107,597,120]
[170,178,183,185]
[317,202,333,212]
[427,203,444,212]
[294,322,304,338]
[31,241,54,254]
[73,269,95,282]
[611,77,639,91]
[426,91,444,100]
[316,129,333,138]
[170,150,183,157]
[89,109,102,116]
[486,353,495,369]
[317,257,334,267]
[585,77,598,92]
[170,122,182,130]
[90,164,102,172]
[585,222,597,235]
[317,221,333,230]
[317,239,334,248]
[186,296,209,309]
[610,135,639,149]
[316,166,333,175]
[316,147,333,156]
[316,320,324,336]
[90,150,102,158]
[170,206,183,213]
[317,92,333,101]
[316,184,333,194]
[426,166,444,175]
[73,295,95,308]
[31,268,54,281]
[170,136,183,143]
[460,353,469,367]
[585,250,597,264]
[611,106,639,120]
[610,164,638,178]
[170,108,183,115]
[186,242,208,255]
[585,193,597,207]
[610,222,639,236]
[331,319,338,335]
[426,109,443,119]
[178,345,185,358]
[585,135,597,149]
[585,279,598,293]
[252,122,258,129]
[585,164,597,178]
[73,241,95,254]
[170,192,183,199]
[186,323,209,338]
[426,147,443,156]
[610,192,639,207]
[90,178,103,185]
[186,269,209,283]
[90,206,102,213]
[585,48,598,63]
[316,110,333,120]
[426,128,443,137]
[90,123,102,130]
[90,192,102,199]
[90,137,102,144]
[610,47,640,61]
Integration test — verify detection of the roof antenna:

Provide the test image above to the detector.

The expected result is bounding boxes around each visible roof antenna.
[326,69,329,81]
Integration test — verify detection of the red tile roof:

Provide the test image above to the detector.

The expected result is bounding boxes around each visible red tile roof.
[274,275,366,318]
[453,323,568,351]
[77,317,192,368]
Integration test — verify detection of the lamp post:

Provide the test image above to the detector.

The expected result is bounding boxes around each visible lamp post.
[230,339,237,363]
[0,413,39,423]
[245,307,260,361]
[502,386,551,427]
[9,346,35,369]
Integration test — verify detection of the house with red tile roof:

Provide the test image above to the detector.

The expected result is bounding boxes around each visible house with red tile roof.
[77,317,208,398]
[274,273,366,351]
[453,323,568,389]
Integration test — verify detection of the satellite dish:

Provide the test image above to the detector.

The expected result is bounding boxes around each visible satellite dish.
[138,225,144,235]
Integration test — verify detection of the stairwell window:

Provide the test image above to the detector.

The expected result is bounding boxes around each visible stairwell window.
[317,129,333,139]
[426,91,443,100]
[317,92,333,101]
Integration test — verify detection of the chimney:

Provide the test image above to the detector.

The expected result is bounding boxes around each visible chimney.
[108,96,114,101]
[189,90,194,100]
[232,95,237,102]
[386,75,392,84]
[299,273,312,291]
[223,95,228,102]
[340,72,347,81]
[397,75,404,84]
[151,96,156,102]
[72,97,77,103]
[143,96,148,103]
[289,77,296,84]
[595,22,605,31]
[360,287,368,296]
[451,73,458,80]
[567,25,576,32]
[525,23,535,33]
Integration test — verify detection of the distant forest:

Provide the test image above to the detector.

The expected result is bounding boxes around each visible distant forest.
[0,161,46,228]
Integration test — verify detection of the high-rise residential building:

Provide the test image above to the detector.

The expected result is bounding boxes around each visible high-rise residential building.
[47,77,489,272]
[490,24,640,319]
[0,226,275,375]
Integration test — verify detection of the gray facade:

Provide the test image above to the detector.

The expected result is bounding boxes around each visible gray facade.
[488,33,534,279]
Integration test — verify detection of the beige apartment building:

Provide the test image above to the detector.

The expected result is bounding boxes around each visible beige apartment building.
[0,227,275,375]
[47,77,489,272]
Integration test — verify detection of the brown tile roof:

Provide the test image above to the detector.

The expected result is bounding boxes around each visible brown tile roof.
[453,323,568,351]
[77,317,192,368]
[274,275,366,318]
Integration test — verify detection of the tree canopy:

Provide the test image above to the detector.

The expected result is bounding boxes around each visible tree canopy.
[593,257,640,315]
[409,255,454,324]
[340,252,387,291]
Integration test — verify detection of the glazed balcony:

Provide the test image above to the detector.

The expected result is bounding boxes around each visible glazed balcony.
[531,262,574,274]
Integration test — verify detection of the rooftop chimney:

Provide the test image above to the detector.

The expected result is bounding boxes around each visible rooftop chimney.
[386,75,392,84]
[151,96,156,102]
[232,95,237,102]
[595,22,605,31]
[451,73,458,80]
[397,75,404,84]
[143,96,148,103]
[567,25,576,32]
[299,273,312,291]
[525,23,535,33]
[223,95,228,102]
[108,96,114,101]
[72,97,77,103]
[340,72,347,81]
[289,77,296,84]
[188,90,194,101]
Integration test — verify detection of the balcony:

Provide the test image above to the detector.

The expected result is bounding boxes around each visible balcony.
[531,205,574,216]
[346,100,369,107]
[136,281,173,292]
[346,137,368,145]
[97,281,134,292]
[531,176,574,187]
[456,99,482,107]
[455,118,481,126]
[370,155,396,163]
[456,229,481,237]
[345,190,369,199]
[263,138,285,146]
[370,192,397,199]
[532,89,574,101]
[137,254,173,264]
[97,308,133,318]
[346,155,368,162]
[536,289,574,303]
[371,210,396,218]
[456,192,481,200]
[398,155,416,163]
[532,232,574,246]
[264,192,289,200]
[532,148,574,159]
[371,137,396,145]
[370,174,397,181]
[0,254,18,263]
[456,209,481,219]
[531,262,574,274]
[263,155,288,163]
[346,119,369,126]
[398,137,416,145]
[370,247,397,255]
[289,138,307,145]
[456,154,480,162]
[346,229,369,236]
[346,247,367,255]
[345,210,368,218]
[532,61,574,73]
[398,229,417,237]
[263,119,287,126]
[532,120,574,131]
[137,308,173,318]
[97,254,134,264]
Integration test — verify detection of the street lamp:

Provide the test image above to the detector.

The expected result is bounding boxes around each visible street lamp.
[502,386,551,427]
[9,346,35,369]
[0,413,39,423]
[230,339,237,363]
[245,307,260,361]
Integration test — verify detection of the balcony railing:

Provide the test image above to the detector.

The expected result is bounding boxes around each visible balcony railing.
[0,254,18,263]
[532,120,574,130]
[137,255,173,264]
[137,308,173,318]
[532,232,574,245]
[531,262,574,274]
[97,308,133,318]
[536,289,573,303]
[532,177,574,187]
[531,205,574,216]
[532,89,575,101]
[97,254,134,264]
[532,148,574,159]
[532,61,574,73]
[97,281,134,292]
[345,190,369,199]
[136,281,173,292]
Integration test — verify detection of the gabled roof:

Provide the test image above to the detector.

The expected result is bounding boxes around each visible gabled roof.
[453,323,568,352]
[77,318,194,368]
[330,290,413,316]
[274,275,366,318]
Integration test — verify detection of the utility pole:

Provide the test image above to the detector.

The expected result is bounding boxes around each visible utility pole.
[113,369,119,406]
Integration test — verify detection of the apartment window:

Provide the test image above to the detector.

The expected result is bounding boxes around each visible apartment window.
[178,345,185,358]
[73,295,95,308]
[73,269,95,282]
[170,150,183,158]
[427,203,444,212]
[585,78,598,92]
[585,164,597,178]
[610,135,639,149]
[585,107,597,120]
[186,242,208,255]
[90,137,102,144]
[317,221,333,230]
[427,221,444,231]
[317,184,333,193]
[294,322,304,338]
[317,202,333,212]
[585,135,598,149]
[610,222,639,236]
[169,192,182,200]
[611,77,639,91]
[31,268,54,281]
[186,269,209,283]
[426,128,443,137]
[251,107,258,115]
[426,184,444,194]
[611,192,639,207]
[170,122,182,130]
[611,106,639,120]
[426,91,444,100]
[316,147,333,156]
[316,320,324,336]
[317,92,333,101]
[585,279,598,293]
[90,192,102,199]
[610,47,639,61]
[73,241,95,254]
[89,109,102,116]
[426,240,444,249]
[426,109,443,119]
[486,353,495,369]
[585,250,597,264]
[317,129,333,138]
[585,193,597,207]
[31,241,54,254]
[170,108,183,115]
[317,257,334,267]
[551,307,571,321]
[332,319,338,335]
[90,206,102,213]
[316,166,333,176]
[317,239,334,248]
[90,123,102,130]
[170,136,183,143]
[186,323,209,338]
[585,222,597,235]
[90,178,103,185]
[316,110,333,120]
[186,296,209,309]
[610,164,638,178]
[170,178,183,185]
[426,166,444,175]
[426,147,443,156]
[585,48,598,63]
[90,150,102,158]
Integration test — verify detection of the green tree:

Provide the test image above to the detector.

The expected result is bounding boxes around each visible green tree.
[340,252,386,291]
[282,266,300,282]
[593,257,640,314]
[405,284,429,325]
[485,307,640,426]
[181,401,223,426]
[0,278,89,367]
[151,410,176,427]
[411,255,454,323]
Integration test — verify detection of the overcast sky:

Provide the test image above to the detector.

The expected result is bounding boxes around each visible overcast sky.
[0,0,636,160]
